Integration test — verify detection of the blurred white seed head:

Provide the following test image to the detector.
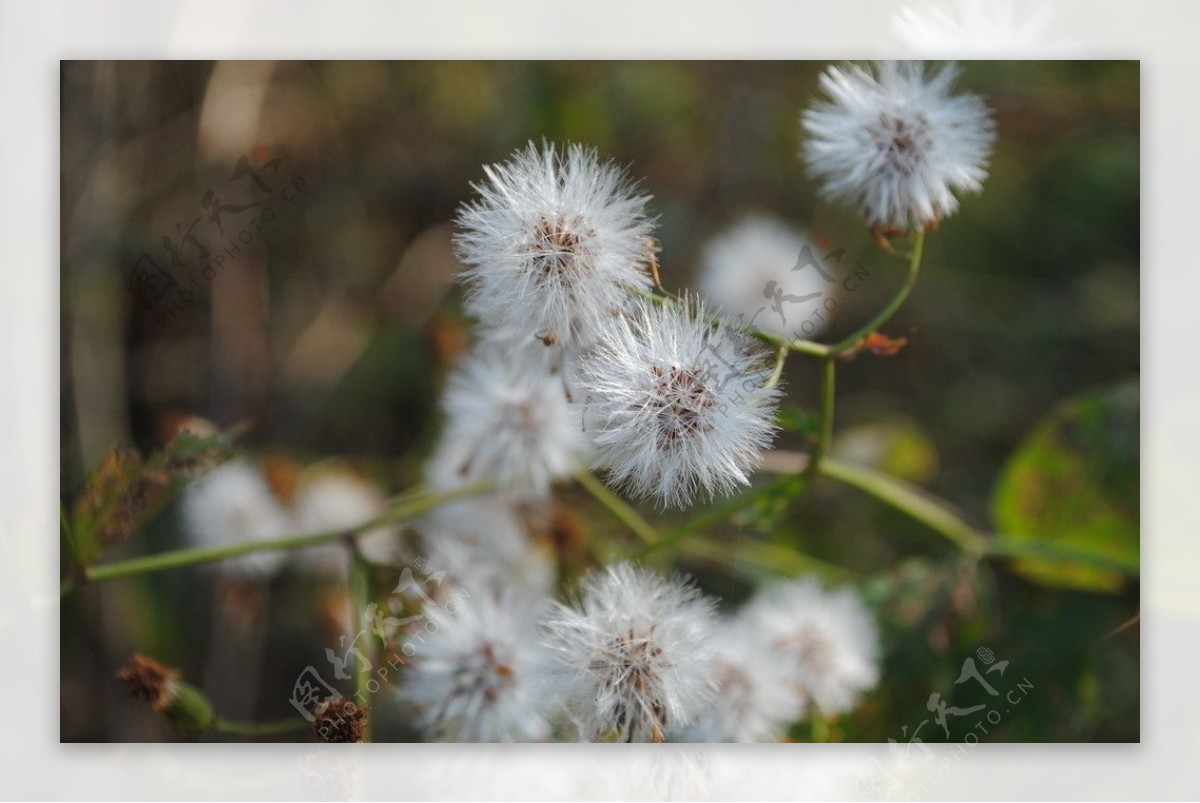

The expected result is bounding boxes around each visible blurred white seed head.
[698,214,836,339]
[180,458,292,577]
[742,579,881,717]
[454,141,656,350]
[427,343,589,499]
[683,622,807,743]
[291,467,398,576]
[802,60,995,230]
[542,563,718,742]
[579,297,781,509]
[420,496,557,600]
[400,590,557,742]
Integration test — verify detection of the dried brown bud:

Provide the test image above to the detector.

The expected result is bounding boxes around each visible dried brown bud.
[312,698,368,743]
[117,655,215,734]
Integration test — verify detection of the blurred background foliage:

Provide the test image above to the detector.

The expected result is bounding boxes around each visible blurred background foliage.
[60,61,1138,742]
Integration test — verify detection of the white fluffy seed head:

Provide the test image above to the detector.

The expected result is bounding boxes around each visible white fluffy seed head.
[291,467,398,576]
[698,214,837,340]
[683,622,807,743]
[179,458,292,577]
[400,590,557,742]
[579,297,782,509]
[454,140,656,351]
[741,579,881,717]
[541,563,719,742]
[427,343,589,499]
[419,496,557,601]
[802,60,995,230]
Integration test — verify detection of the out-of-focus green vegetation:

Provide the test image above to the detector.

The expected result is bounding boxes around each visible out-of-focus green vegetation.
[60,61,1138,742]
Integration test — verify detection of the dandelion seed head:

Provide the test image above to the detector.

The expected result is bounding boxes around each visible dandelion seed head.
[454,141,656,350]
[400,590,557,742]
[802,60,995,229]
[742,579,881,716]
[179,458,292,577]
[683,623,806,743]
[542,563,718,742]
[579,297,781,508]
[698,214,836,339]
[427,344,589,499]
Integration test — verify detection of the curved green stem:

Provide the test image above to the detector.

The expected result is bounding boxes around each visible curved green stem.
[830,229,925,355]
[764,344,789,389]
[574,467,659,545]
[820,456,988,556]
[60,482,491,595]
[676,534,856,583]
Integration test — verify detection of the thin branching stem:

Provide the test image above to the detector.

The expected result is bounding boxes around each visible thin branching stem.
[59,482,492,596]
[573,466,660,545]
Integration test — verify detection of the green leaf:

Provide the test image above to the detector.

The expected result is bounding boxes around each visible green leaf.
[990,381,1139,592]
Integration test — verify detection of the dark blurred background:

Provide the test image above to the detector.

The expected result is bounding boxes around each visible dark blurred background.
[60,61,1139,742]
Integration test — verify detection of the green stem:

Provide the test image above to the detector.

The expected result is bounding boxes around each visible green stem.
[820,457,988,556]
[638,474,800,559]
[215,717,310,736]
[810,356,837,477]
[61,482,490,595]
[830,229,925,355]
[676,534,856,583]
[764,344,789,390]
[573,467,659,545]
[349,552,374,742]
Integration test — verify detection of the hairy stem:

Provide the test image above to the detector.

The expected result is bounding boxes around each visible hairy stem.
[573,466,660,545]
[809,356,837,477]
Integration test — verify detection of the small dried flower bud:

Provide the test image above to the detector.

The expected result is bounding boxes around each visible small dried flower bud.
[312,698,368,743]
[117,655,216,734]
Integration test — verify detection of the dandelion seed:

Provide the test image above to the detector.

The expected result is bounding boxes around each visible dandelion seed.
[542,563,718,742]
[802,60,995,230]
[454,141,656,350]
[741,579,881,717]
[579,297,781,508]
[400,590,557,742]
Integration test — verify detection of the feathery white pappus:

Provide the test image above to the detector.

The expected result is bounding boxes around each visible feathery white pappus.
[427,344,589,499]
[698,214,837,340]
[399,589,557,742]
[419,496,557,601]
[454,141,656,350]
[291,467,398,576]
[541,563,718,742]
[179,458,292,577]
[802,60,994,230]
[579,297,781,509]
[683,623,807,743]
[741,578,881,717]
